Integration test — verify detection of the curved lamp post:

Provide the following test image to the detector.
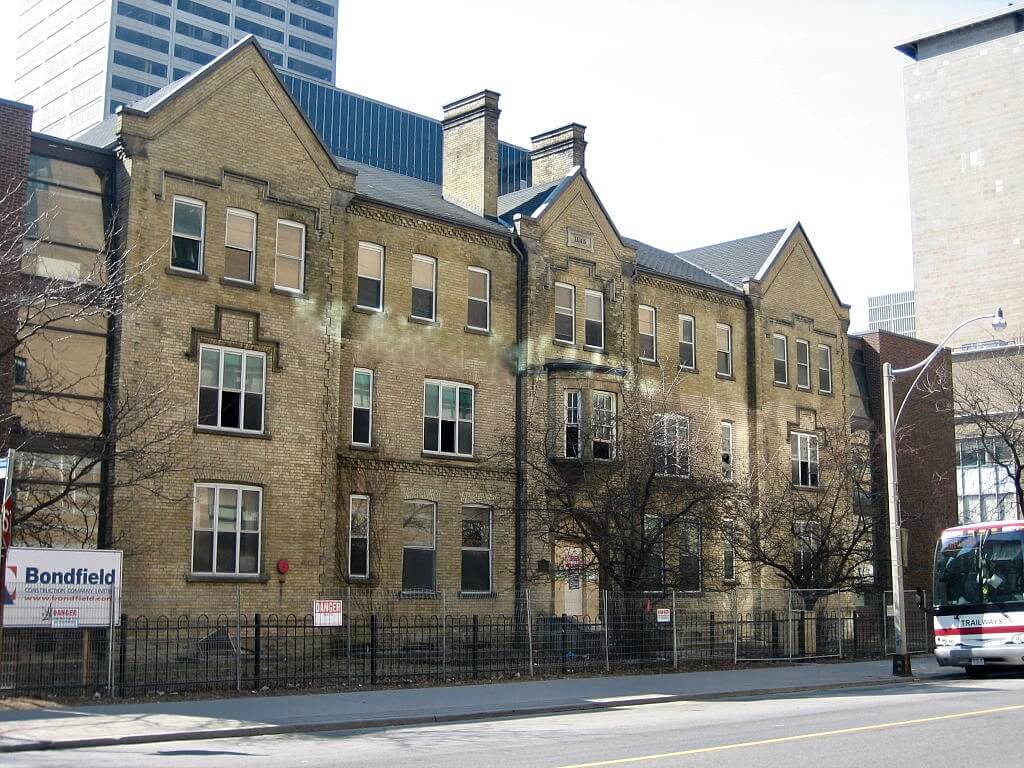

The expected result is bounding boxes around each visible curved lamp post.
[883,308,1006,676]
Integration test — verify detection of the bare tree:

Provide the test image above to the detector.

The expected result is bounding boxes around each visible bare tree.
[943,351,1024,516]
[516,368,735,595]
[724,421,876,608]
[0,179,190,549]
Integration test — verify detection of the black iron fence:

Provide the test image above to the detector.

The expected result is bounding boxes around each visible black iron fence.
[0,589,933,699]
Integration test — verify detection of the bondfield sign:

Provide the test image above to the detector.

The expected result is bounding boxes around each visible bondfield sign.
[3,547,123,628]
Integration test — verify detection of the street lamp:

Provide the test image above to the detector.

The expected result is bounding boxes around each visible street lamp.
[882,307,1006,676]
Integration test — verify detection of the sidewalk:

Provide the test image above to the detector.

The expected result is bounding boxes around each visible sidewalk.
[0,658,952,753]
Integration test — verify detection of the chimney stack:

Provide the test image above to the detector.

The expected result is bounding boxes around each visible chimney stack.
[529,123,586,186]
[442,90,500,217]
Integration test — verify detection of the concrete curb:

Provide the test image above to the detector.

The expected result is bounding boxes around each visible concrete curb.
[0,675,917,753]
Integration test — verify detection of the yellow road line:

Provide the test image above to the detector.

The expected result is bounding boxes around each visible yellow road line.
[553,703,1024,768]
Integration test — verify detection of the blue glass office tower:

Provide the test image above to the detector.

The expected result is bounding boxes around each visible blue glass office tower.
[281,75,532,195]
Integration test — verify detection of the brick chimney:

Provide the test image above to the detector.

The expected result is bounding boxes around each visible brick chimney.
[0,98,32,453]
[530,123,586,186]
[442,90,500,217]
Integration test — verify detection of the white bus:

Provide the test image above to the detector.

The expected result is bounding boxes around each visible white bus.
[932,520,1024,676]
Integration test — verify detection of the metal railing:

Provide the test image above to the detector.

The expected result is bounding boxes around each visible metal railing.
[0,585,933,698]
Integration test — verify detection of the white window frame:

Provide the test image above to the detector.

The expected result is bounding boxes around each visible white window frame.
[638,305,657,362]
[772,333,788,385]
[224,208,256,284]
[401,499,437,593]
[274,219,305,293]
[584,290,605,350]
[791,432,820,488]
[796,339,811,390]
[679,314,695,371]
[818,344,833,394]
[554,282,576,343]
[592,390,616,459]
[721,421,734,481]
[716,323,733,377]
[655,413,689,477]
[423,379,475,457]
[196,343,266,434]
[351,368,373,447]
[460,504,492,594]
[467,266,491,331]
[170,195,205,274]
[564,389,581,458]
[190,482,262,576]
[411,254,437,321]
[357,241,385,311]
[348,494,370,579]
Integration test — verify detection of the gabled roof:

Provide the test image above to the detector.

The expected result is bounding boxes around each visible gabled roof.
[347,160,511,236]
[625,238,739,294]
[674,229,787,289]
[497,179,561,224]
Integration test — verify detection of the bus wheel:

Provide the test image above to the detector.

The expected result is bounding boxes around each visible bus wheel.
[965,666,988,678]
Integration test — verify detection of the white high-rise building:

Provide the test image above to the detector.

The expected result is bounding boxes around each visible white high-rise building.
[15,0,339,138]
[867,290,916,338]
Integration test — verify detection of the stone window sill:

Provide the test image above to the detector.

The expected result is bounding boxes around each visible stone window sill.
[353,304,383,315]
[348,443,378,453]
[409,315,439,327]
[553,338,577,348]
[194,426,272,440]
[459,591,497,599]
[220,277,259,291]
[420,452,481,463]
[166,267,208,281]
[678,365,698,374]
[186,573,269,584]
[716,373,736,381]
[272,286,306,299]
[465,326,492,336]
[639,358,660,367]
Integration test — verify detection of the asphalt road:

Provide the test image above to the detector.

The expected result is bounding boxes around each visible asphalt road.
[9,669,1024,767]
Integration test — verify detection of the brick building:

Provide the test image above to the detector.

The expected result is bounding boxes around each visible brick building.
[2,38,864,617]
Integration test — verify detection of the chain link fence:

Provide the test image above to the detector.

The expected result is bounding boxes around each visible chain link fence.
[0,584,933,699]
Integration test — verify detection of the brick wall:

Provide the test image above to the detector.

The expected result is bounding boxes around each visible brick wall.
[859,331,957,593]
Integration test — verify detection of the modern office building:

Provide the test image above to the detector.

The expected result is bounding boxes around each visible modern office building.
[14,0,340,137]
[898,5,1024,522]
[866,291,916,337]
[896,5,1024,349]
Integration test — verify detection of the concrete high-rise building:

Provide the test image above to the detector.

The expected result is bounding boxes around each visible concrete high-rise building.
[897,6,1024,523]
[897,6,1024,349]
[867,290,916,338]
[14,0,339,138]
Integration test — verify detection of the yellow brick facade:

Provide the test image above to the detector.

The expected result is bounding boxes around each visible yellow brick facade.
[87,42,852,617]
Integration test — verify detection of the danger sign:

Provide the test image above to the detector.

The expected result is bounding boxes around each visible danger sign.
[313,599,343,627]
[656,608,672,623]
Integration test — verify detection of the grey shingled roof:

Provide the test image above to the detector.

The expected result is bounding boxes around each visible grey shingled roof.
[675,229,786,289]
[74,116,117,149]
[497,179,560,223]
[625,238,739,294]
[347,160,511,236]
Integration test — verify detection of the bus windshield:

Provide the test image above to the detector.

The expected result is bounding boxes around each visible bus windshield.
[934,529,1024,607]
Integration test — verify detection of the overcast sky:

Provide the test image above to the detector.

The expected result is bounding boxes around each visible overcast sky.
[0,1,1003,330]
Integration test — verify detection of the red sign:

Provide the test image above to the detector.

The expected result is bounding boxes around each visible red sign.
[0,495,11,553]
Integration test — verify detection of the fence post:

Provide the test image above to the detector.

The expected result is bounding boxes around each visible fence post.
[346,586,352,685]
[732,590,739,664]
[106,584,115,696]
[671,590,678,670]
[441,589,447,681]
[254,613,262,690]
[602,590,610,672]
[560,614,567,674]
[708,612,715,661]
[525,589,534,677]
[370,613,378,685]
[117,613,127,697]
[472,614,479,680]
[235,584,242,692]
